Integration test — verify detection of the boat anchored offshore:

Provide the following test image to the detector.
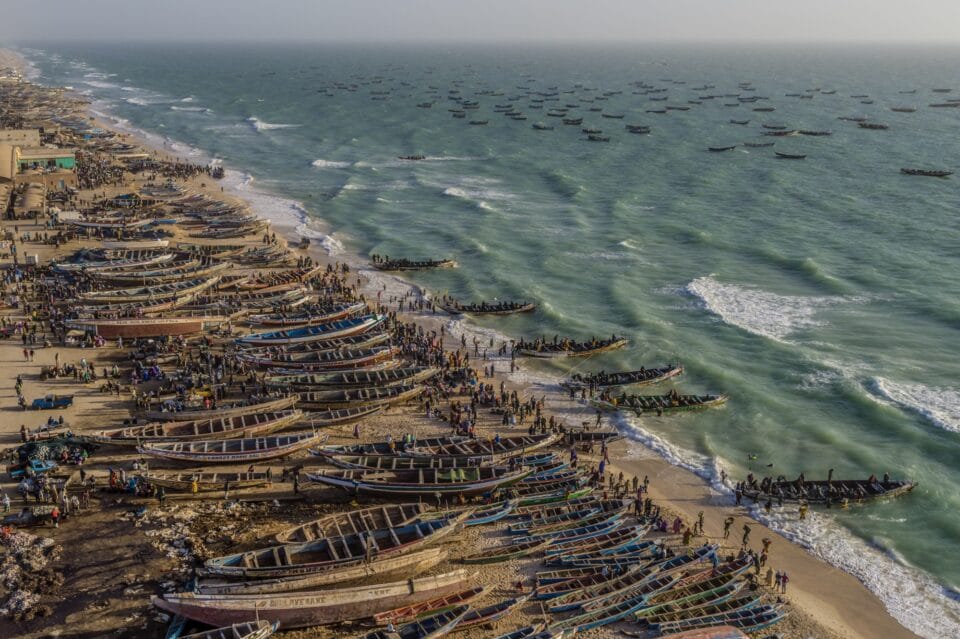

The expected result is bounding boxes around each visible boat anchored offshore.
[901,168,953,178]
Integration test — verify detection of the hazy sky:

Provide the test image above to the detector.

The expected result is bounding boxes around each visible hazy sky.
[2,0,959,44]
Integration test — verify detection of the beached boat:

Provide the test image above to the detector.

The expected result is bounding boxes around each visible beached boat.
[87,410,302,445]
[362,605,469,639]
[298,406,383,427]
[140,471,272,492]
[406,432,561,459]
[515,337,628,358]
[265,367,438,390]
[323,455,497,472]
[197,548,447,596]
[275,504,427,544]
[94,260,231,284]
[307,466,532,498]
[461,537,554,564]
[296,385,424,410]
[591,392,727,414]
[67,316,227,339]
[202,516,466,578]
[562,365,683,390]
[739,475,916,505]
[372,587,486,626]
[239,332,391,354]
[54,252,175,273]
[79,276,220,304]
[139,432,324,464]
[653,626,749,639]
[238,315,386,345]
[142,396,297,422]
[152,570,473,628]
[239,346,399,370]
[246,302,368,327]
[180,620,278,639]
[314,436,468,458]
[455,594,530,631]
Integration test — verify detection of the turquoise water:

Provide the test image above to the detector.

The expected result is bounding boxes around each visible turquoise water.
[16,43,960,635]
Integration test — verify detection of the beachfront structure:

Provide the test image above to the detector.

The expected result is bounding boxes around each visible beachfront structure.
[0,128,76,182]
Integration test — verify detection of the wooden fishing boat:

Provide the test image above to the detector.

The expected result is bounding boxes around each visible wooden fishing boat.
[708,146,736,152]
[87,410,302,445]
[140,471,272,492]
[651,604,787,634]
[301,406,383,427]
[639,594,760,626]
[406,432,561,460]
[296,385,424,410]
[515,337,628,358]
[372,258,456,271]
[635,574,745,618]
[774,151,806,159]
[80,276,221,303]
[520,516,622,546]
[510,496,599,519]
[739,476,916,505]
[314,436,469,458]
[591,392,728,414]
[180,620,278,639]
[461,537,553,564]
[67,316,227,338]
[362,605,469,639]
[275,503,427,544]
[544,525,651,559]
[247,302,368,327]
[491,624,546,639]
[202,517,466,579]
[239,332,391,354]
[265,367,438,390]
[549,590,654,633]
[152,571,474,628]
[95,260,231,284]
[54,252,175,273]
[455,594,529,631]
[139,432,324,464]
[901,168,952,178]
[517,500,630,536]
[143,396,297,422]
[535,569,626,600]
[323,455,498,472]
[238,315,386,345]
[654,626,749,639]
[562,365,683,389]
[239,346,399,370]
[439,300,536,316]
[372,587,486,626]
[308,466,532,498]
[197,548,447,596]
[513,484,594,507]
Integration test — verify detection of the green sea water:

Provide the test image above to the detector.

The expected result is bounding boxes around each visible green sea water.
[16,42,960,635]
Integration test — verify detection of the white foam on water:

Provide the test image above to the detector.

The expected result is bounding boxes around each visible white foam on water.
[618,238,642,251]
[181,96,195,102]
[84,79,120,90]
[311,159,353,169]
[869,378,960,434]
[247,117,300,131]
[124,97,152,106]
[686,275,850,342]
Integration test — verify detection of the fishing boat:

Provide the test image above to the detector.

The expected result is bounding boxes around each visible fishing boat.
[708,146,736,152]
[857,122,889,130]
[900,168,953,178]
[515,337,627,358]
[461,537,554,564]
[651,604,787,634]
[591,392,727,414]
[180,620,278,639]
[152,570,473,628]
[239,346,399,370]
[438,300,536,316]
[67,316,227,339]
[728,120,749,125]
[142,396,297,422]
[307,466,532,498]
[296,384,425,410]
[362,605,469,639]
[322,455,499,472]
[139,432,324,464]
[654,626,750,639]
[246,302,368,327]
[455,594,530,630]
[94,260,231,284]
[80,276,220,304]
[87,410,303,445]
[638,594,760,627]
[372,587,486,626]
[140,471,272,492]
[492,624,547,639]
[314,436,469,458]
[774,152,806,159]
[238,315,385,345]
[406,432,561,459]
[265,367,438,390]
[739,475,916,505]
[562,365,682,390]
[202,516,466,578]
[891,107,917,113]
[372,258,456,271]
[743,142,774,148]
[197,548,447,596]
[275,503,427,544]
[299,406,383,427]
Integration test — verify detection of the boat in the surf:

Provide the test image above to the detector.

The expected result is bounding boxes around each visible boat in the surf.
[515,336,628,358]
[361,605,469,639]
[562,365,682,390]
[591,391,728,414]
[371,257,456,271]
[138,432,324,464]
[86,410,303,445]
[738,474,916,505]
[142,395,297,422]
[151,570,473,628]
[138,471,272,492]
[201,516,466,578]
[306,466,532,498]
[438,299,536,316]
[237,315,386,345]
[900,168,953,178]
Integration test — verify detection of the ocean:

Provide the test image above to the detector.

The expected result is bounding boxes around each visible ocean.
[15,42,960,636]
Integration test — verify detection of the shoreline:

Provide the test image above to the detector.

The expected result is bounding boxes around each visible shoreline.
[0,45,938,638]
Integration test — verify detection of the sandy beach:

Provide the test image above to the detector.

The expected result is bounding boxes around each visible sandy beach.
[0,45,923,639]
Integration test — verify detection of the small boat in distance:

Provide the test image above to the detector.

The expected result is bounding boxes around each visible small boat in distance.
[775,152,807,159]
[708,145,736,152]
[890,107,917,113]
[900,168,953,178]
[729,119,749,125]
[744,142,775,148]
[397,154,426,161]
[532,122,554,130]
[858,122,889,130]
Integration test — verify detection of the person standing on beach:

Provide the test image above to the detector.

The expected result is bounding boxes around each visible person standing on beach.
[781,571,789,593]
[723,516,734,539]
[696,511,705,535]
[742,524,751,547]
